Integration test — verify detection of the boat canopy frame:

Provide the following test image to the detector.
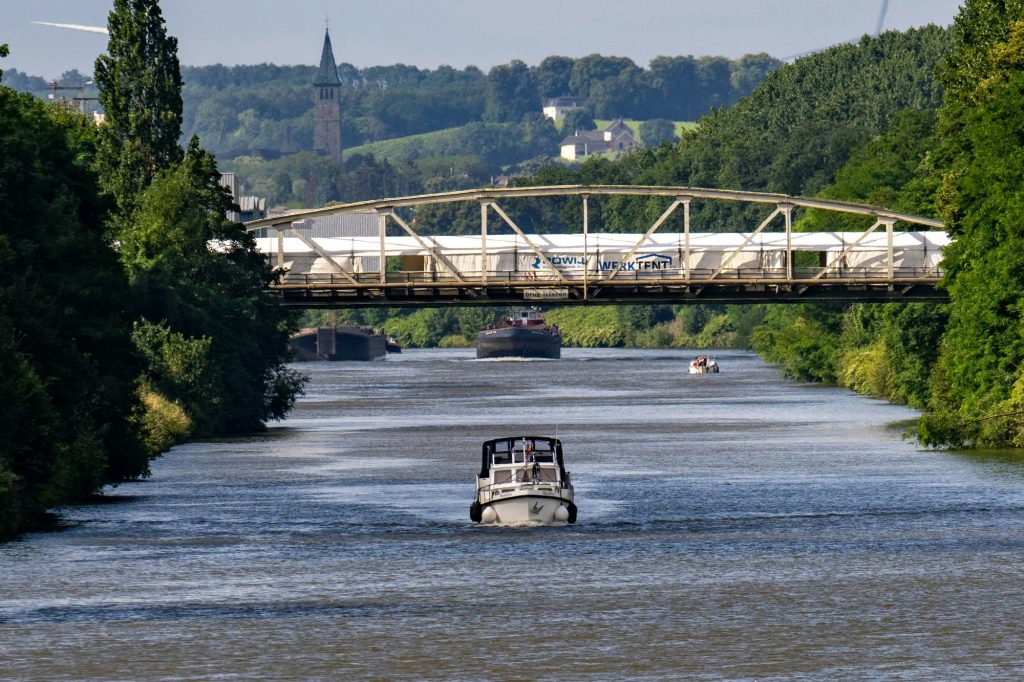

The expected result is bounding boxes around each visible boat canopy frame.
[479,436,566,480]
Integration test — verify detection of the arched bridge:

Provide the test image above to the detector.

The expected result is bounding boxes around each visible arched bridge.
[243,185,947,308]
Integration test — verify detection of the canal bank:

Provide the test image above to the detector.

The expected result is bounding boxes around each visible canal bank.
[3,349,1024,679]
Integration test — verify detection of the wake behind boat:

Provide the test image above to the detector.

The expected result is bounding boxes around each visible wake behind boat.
[470,436,577,525]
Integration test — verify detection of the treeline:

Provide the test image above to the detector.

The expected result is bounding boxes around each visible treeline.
[0,1,302,537]
[510,4,1024,450]
[219,118,561,206]
[178,52,780,159]
[304,304,758,351]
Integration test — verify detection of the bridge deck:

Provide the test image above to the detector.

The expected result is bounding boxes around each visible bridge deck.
[271,268,945,307]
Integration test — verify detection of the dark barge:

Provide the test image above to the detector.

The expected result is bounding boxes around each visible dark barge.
[476,309,561,359]
[289,326,387,361]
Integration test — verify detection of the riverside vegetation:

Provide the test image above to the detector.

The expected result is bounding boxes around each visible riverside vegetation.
[4,0,1023,537]
[321,1,1024,448]
[0,1,302,537]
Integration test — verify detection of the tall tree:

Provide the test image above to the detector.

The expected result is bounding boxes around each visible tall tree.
[125,138,303,435]
[920,2,1024,447]
[484,60,540,123]
[536,56,575,98]
[95,0,183,216]
[0,88,148,535]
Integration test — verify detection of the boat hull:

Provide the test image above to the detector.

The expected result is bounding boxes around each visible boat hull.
[289,327,387,361]
[688,365,719,374]
[476,327,561,359]
[481,490,573,524]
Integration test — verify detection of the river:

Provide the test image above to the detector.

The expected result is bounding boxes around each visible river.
[3,348,1024,680]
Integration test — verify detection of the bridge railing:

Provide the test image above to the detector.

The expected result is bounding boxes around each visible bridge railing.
[275,266,944,287]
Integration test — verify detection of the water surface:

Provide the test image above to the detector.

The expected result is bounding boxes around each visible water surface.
[3,349,1024,680]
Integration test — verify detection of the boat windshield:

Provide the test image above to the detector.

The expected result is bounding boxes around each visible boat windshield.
[491,438,555,466]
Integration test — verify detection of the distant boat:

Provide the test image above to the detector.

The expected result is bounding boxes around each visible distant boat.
[289,326,387,361]
[689,355,720,374]
[385,335,402,354]
[470,436,576,525]
[476,308,561,359]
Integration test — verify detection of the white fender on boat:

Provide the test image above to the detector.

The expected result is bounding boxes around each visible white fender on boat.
[554,505,570,522]
[481,506,497,523]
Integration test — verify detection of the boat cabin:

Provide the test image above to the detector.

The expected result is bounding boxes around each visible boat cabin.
[479,436,568,485]
[510,308,546,327]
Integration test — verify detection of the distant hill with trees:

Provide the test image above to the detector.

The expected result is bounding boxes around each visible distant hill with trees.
[177,52,781,161]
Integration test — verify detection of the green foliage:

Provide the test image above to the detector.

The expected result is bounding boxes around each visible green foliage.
[542,305,670,347]
[0,86,148,536]
[561,108,596,133]
[169,51,779,163]
[638,118,677,146]
[124,140,304,434]
[131,320,218,434]
[383,308,457,348]
[95,0,184,216]
[920,7,1024,447]
[135,387,192,456]
[545,307,630,347]
[751,305,845,382]
[485,60,540,123]
[537,57,575,98]
[621,27,950,232]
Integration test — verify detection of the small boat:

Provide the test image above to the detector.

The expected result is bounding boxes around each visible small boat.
[476,308,561,359]
[689,355,719,374]
[470,436,577,524]
[385,335,402,353]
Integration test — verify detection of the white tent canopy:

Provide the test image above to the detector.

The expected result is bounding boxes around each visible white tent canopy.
[256,231,949,276]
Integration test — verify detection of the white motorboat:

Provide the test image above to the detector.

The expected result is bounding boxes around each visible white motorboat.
[689,355,719,374]
[470,436,576,525]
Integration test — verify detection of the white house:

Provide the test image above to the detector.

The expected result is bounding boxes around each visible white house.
[542,96,585,122]
[559,118,640,160]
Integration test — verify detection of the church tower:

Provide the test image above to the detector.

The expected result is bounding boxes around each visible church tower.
[313,28,343,164]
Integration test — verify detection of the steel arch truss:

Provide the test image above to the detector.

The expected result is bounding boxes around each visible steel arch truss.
[246,185,948,308]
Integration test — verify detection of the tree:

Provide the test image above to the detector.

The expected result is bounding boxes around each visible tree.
[730,53,783,99]
[639,119,677,146]
[95,0,183,216]
[588,65,650,118]
[0,43,8,80]
[919,8,1024,447]
[536,56,575,98]
[648,55,700,119]
[484,60,541,123]
[568,55,637,98]
[561,108,596,133]
[125,138,303,435]
[0,88,148,535]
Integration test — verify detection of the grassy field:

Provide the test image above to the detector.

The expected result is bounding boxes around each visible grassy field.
[343,126,465,161]
[341,118,698,169]
[592,119,697,138]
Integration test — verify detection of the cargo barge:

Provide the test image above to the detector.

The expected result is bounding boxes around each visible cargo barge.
[289,326,387,361]
[476,308,561,359]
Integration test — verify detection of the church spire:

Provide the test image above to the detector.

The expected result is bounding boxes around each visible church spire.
[314,28,341,86]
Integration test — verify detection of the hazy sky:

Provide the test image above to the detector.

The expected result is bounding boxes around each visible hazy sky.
[4,0,965,79]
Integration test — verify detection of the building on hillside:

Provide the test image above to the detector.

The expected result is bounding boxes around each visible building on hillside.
[313,28,343,164]
[542,96,585,122]
[559,118,639,160]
